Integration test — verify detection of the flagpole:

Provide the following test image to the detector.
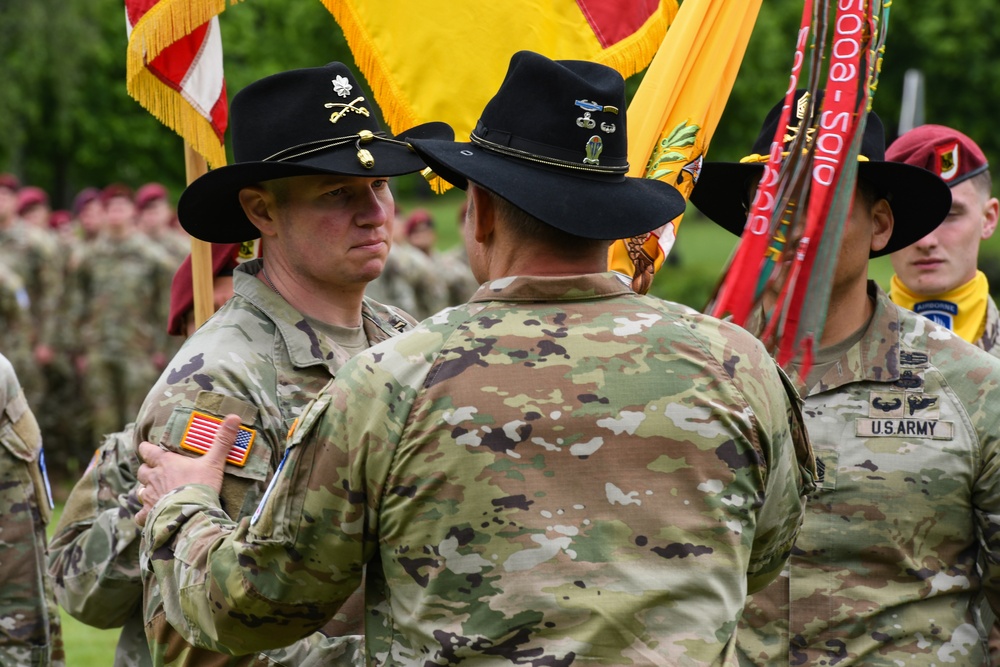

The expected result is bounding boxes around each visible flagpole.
[184,143,214,328]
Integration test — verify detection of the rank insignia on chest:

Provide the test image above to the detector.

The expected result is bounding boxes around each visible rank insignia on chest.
[180,411,256,467]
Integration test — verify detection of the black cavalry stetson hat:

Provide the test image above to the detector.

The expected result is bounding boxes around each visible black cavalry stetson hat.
[689,90,952,257]
[178,62,453,243]
[408,51,686,240]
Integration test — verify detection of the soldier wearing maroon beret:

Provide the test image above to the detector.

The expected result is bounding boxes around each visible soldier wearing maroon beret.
[886,125,1000,356]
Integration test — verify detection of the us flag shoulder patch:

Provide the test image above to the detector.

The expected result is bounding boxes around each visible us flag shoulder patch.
[180,411,256,467]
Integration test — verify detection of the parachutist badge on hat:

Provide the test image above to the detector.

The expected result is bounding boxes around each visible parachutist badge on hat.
[584,136,603,165]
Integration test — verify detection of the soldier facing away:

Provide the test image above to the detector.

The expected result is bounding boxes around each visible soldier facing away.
[135,50,814,666]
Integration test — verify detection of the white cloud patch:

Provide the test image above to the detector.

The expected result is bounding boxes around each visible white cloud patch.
[597,411,646,435]
[443,406,477,425]
[569,437,604,457]
[612,313,662,336]
[606,482,641,506]
[504,534,572,572]
[439,536,492,574]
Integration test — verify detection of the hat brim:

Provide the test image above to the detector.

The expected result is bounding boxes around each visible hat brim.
[410,138,687,241]
[689,161,952,258]
[178,122,453,243]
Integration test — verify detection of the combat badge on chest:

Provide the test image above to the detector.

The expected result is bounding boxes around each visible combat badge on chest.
[855,352,954,440]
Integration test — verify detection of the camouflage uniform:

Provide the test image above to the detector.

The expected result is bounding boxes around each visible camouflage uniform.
[69,233,175,441]
[739,283,1000,665]
[144,272,813,665]
[0,221,60,407]
[47,424,151,667]
[977,294,1000,359]
[0,352,64,666]
[136,258,411,666]
[0,262,33,387]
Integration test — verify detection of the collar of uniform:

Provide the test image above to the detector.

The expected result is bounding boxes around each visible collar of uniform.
[233,260,353,373]
[468,272,635,303]
[802,281,902,396]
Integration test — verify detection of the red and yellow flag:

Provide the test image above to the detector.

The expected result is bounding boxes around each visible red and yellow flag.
[125,0,230,169]
[125,0,233,327]
[322,0,677,143]
[608,0,763,294]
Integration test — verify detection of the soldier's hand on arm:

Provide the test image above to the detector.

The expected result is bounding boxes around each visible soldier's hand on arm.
[135,414,238,526]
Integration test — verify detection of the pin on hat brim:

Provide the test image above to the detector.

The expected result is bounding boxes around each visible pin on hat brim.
[411,138,687,241]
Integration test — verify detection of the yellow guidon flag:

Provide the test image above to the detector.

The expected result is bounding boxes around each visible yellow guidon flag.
[322,0,678,153]
[608,0,763,294]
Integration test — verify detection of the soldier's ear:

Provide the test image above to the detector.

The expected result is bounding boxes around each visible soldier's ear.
[468,184,495,244]
[982,195,999,241]
[870,198,893,255]
[238,186,278,238]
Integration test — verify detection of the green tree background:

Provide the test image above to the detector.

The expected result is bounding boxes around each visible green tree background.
[0,1,995,209]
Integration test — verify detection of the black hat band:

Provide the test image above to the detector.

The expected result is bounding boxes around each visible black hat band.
[470,132,629,175]
[262,130,412,166]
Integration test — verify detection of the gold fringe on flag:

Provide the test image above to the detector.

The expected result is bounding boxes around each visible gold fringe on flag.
[126,0,240,169]
[127,66,228,169]
[126,0,232,86]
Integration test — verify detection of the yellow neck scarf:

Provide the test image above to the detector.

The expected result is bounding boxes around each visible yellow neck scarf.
[889,271,989,343]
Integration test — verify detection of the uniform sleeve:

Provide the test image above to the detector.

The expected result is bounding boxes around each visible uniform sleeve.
[46,425,144,628]
[731,341,813,594]
[971,381,1000,617]
[143,350,413,655]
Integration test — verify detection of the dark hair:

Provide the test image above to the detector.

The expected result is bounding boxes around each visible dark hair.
[485,189,610,254]
[856,177,890,212]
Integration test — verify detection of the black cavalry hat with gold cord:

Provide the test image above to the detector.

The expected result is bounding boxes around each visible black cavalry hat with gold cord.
[409,50,686,241]
[178,62,453,243]
[690,90,952,257]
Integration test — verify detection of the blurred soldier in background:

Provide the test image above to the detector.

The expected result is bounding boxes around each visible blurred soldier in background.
[68,184,174,443]
[0,174,60,418]
[135,183,189,265]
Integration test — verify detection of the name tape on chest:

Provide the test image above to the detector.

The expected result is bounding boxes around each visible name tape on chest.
[855,418,954,440]
[180,411,257,467]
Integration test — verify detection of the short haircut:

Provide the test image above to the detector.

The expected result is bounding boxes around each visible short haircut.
[856,177,889,212]
[968,169,994,200]
[483,187,610,254]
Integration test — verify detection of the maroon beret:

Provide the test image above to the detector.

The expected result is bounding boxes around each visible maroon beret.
[16,186,49,215]
[135,182,169,211]
[886,124,989,187]
[167,243,242,336]
[0,173,20,191]
[405,208,434,235]
[72,187,102,216]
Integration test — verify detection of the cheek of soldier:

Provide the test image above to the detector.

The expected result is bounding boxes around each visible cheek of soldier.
[273,175,395,288]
